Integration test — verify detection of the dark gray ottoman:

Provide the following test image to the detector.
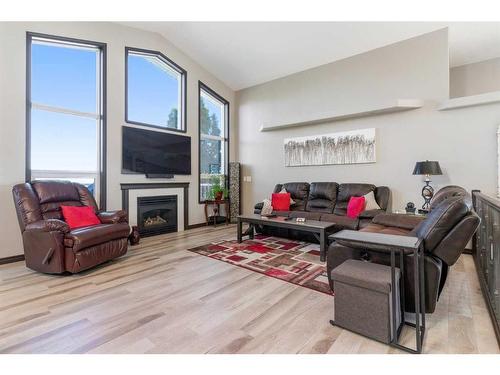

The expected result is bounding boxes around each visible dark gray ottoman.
[331,259,401,344]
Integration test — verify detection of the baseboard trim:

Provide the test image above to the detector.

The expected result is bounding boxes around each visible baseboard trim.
[187,222,207,230]
[0,254,25,265]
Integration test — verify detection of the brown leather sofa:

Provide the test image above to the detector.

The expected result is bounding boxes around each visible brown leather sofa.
[12,180,130,274]
[327,186,480,313]
[254,182,390,239]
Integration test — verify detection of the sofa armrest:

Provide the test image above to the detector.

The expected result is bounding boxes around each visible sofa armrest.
[98,210,128,224]
[359,209,385,219]
[372,213,425,230]
[25,219,70,234]
[254,201,264,214]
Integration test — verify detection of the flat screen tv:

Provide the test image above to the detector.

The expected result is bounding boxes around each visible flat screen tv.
[122,126,191,176]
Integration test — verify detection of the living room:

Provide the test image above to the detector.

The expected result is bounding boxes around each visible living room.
[1,0,500,372]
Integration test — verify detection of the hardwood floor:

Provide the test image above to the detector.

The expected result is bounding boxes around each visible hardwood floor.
[0,225,498,354]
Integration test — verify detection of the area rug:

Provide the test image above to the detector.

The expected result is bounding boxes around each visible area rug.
[188,234,333,295]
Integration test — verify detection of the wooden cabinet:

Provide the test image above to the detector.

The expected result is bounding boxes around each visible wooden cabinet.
[473,191,500,346]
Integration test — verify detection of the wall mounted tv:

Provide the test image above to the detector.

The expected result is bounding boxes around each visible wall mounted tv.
[122,126,191,177]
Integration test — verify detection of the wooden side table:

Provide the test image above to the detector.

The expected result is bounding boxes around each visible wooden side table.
[204,199,229,227]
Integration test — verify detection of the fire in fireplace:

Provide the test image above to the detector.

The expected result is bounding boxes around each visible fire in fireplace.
[137,195,178,237]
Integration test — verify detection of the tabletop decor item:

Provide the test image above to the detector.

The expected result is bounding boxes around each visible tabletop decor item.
[405,202,416,214]
[413,160,442,211]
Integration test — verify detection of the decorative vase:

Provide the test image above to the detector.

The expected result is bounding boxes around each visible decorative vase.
[129,225,140,246]
[215,191,223,201]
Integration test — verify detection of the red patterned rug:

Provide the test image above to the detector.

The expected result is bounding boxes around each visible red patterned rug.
[188,234,333,295]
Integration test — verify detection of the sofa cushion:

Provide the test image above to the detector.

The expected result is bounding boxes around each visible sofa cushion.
[359,223,411,236]
[39,201,82,220]
[363,191,381,211]
[32,180,80,204]
[64,223,130,252]
[414,196,471,252]
[320,213,359,230]
[372,213,425,230]
[334,183,376,215]
[306,182,338,213]
[374,186,390,211]
[279,188,296,205]
[61,205,101,229]
[272,193,291,211]
[429,185,468,211]
[347,196,366,218]
[283,182,310,211]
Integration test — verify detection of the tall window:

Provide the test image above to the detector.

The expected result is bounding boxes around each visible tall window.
[199,82,229,202]
[126,47,186,132]
[27,33,106,207]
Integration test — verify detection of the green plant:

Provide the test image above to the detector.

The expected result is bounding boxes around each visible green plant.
[208,175,228,200]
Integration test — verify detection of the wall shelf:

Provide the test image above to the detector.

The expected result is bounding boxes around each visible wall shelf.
[259,99,424,132]
[438,91,500,111]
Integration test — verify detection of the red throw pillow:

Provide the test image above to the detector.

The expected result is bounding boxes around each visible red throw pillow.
[272,193,291,211]
[61,206,101,229]
[347,196,366,219]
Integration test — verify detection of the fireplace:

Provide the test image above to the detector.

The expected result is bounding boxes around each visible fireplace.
[137,195,178,237]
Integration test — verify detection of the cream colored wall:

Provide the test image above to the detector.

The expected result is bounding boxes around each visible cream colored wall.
[0,22,235,258]
[450,57,500,98]
[236,29,500,215]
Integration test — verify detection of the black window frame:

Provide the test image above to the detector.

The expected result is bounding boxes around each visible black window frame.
[125,46,187,133]
[198,81,230,204]
[26,31,107,210]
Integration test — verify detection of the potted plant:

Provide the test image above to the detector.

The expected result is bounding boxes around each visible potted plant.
[208,175,228,201]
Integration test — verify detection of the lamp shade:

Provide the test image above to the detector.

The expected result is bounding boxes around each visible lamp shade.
[412,160,442,175]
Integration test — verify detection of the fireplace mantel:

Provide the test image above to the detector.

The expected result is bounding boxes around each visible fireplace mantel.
[120,182,189,230]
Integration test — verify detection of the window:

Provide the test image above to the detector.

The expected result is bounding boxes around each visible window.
[27,33,106,208]
[126,47,186,132]
[199,82,229,202]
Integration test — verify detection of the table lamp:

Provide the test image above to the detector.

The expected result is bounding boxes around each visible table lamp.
[412,160,442,211]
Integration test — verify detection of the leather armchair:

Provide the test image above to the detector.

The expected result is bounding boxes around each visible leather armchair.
[12,180,130,274]
[327,186,480,313]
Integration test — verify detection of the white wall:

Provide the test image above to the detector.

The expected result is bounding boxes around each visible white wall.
[236,29,500,214]
[0,22,235,258]
[450,57,500,98]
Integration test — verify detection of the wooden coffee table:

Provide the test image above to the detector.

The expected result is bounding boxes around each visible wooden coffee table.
[237,214,336,262]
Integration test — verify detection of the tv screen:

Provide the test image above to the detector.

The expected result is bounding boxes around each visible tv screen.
[122,126,191,176]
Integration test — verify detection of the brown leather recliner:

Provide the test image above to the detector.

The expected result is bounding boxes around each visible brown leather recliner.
[12,180,130,274]
[327,186,480,313]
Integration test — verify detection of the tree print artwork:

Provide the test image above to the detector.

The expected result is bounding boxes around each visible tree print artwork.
[284,128,376,167]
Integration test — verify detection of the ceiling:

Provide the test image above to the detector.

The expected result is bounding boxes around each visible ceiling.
[121,22,500,91]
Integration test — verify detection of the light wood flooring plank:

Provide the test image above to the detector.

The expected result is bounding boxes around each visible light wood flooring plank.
[0,225,497,354]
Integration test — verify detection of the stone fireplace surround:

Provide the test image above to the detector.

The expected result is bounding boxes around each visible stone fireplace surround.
[120,183,189,232]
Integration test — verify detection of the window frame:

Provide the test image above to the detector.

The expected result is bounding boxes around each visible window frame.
[198,81,230,204]
[125,47,187,133]
[26,32,107,210]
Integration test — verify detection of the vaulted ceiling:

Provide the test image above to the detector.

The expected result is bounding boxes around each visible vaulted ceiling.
[121,22,500,91]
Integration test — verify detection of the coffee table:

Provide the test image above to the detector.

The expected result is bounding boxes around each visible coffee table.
[236,214,336,262]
